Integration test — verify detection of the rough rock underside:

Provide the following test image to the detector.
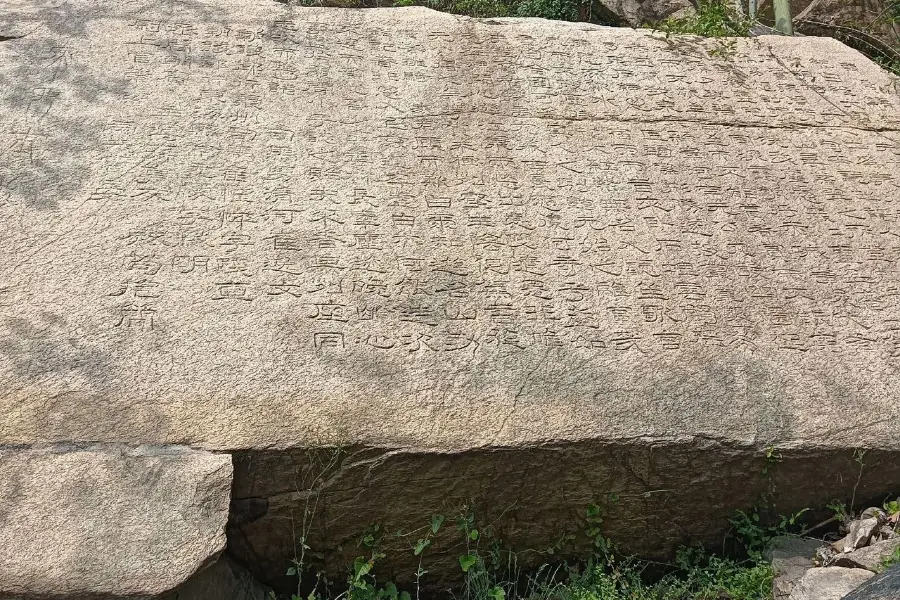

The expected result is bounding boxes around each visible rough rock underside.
[1,0,900,595]
[0,445,232,598]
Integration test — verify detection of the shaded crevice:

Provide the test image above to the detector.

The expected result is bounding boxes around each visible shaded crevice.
[225,440,900,592]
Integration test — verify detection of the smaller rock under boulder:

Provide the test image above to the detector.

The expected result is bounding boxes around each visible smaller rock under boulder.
[841,564,900,600]
[767,536,823,600]
[0,445,232,599]
[831,538,900,572]
[788,567,875,600]
[834,519,884,553]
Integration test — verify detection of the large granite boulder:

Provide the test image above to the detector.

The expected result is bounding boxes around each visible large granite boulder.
[842,564,900,600]
[1,0,900,591]
[0,445,232,599]
[788,567,874,600]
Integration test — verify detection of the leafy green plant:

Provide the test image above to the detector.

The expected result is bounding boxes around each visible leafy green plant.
[585,503,610,556]
[876,56,900,76]
[345,525,386,598]
[890,0,900,21]
[656,547,773,600]
[654,0,753,38]
[393,0,610,22]
[280,449,346,600]
[514,0,582,21]
[408,514,444,599]
[850,449,868,513]
[276,501,792,600]
[431,0,513,17]
[827,501,849,523]
[879,545,900,572]
[566,556,654,600]
[729,507,809,556]
[448,507,568,600]
[566,542,773,600]
[762,447,782,477]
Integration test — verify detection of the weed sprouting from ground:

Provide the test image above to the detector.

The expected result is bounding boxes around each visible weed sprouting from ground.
[277,501,791,600]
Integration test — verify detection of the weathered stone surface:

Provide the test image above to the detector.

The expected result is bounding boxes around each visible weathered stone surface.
[836,519,885,553]
[788,567,874,600]
[842,564,900,600]
[768,536,823,562]
[1,0,900,590]
[2,0,899,474]
[768,536,822,599]
[0,445,232,599]
[832,538,900,572]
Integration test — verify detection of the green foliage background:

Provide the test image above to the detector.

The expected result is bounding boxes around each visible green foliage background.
[291,0,615,24]
[287,0,900,75]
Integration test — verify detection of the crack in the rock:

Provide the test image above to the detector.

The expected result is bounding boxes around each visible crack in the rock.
[405,108,900,135]
[493,348,550,443]
[0,34,25,42]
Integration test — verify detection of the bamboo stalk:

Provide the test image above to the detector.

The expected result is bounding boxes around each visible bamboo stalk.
[773,0,794,34]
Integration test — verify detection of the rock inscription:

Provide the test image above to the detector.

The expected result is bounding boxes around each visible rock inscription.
[1,1,900,449]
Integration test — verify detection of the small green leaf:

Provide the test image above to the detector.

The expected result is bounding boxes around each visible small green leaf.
[459,554,477,573]
[353,557,373,582]
[400,592,412,600]
[431,514,445,534]
[488,586,506,600]
[469,529,479,540]
[414,538,431,556]
[286,566,298,576]
[383,582,398,600]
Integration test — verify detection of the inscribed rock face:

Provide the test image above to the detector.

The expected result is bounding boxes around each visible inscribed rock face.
[1,2,900,453]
